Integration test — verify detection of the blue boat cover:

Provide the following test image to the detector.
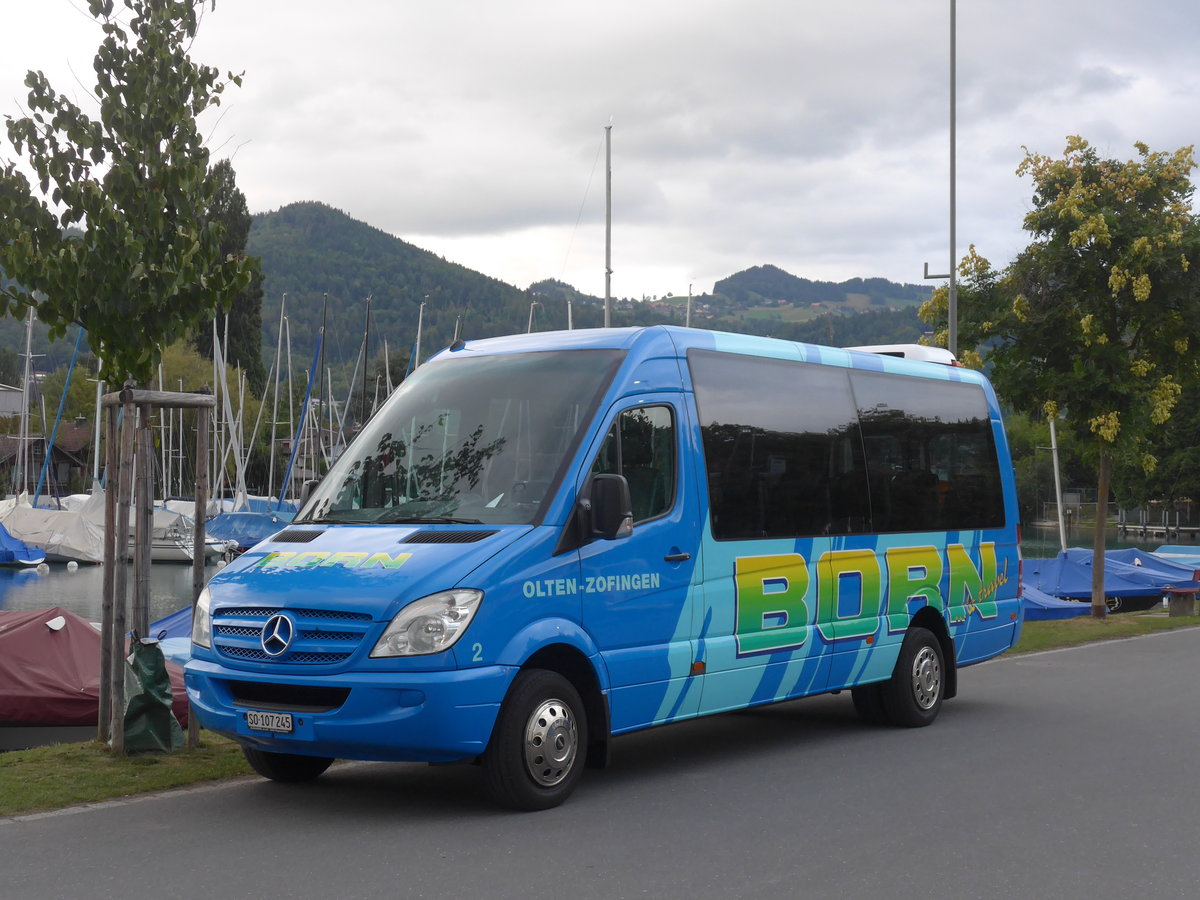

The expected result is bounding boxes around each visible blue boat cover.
[1021,583,1089,620]
[148,605,193,666]
[1024,548,1200,599]
[0,522,46,566]
[206,510,295,552]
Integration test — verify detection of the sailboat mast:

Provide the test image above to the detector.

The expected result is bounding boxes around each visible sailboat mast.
[18,307,33,494]
[268,294,286,500]
[360,295,371,426]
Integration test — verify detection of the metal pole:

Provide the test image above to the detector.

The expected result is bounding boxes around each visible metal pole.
[686,284,693,328]
[415,299,426,366]
[604,123,612,328]
[948,0,958,357]
[1050,415,1068,553]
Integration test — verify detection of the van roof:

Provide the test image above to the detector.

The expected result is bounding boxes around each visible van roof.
[436,328,972,378]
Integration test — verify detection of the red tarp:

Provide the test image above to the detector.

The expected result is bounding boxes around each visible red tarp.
[0,606,188,726]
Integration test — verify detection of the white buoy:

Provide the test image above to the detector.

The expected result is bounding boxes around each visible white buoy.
[67,560,79,572]
[36,563,50,575]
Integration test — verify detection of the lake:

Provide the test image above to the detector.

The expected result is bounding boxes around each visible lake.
[0,561,218,625]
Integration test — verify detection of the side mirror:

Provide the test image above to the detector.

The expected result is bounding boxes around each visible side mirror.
[298,478,320,508]
[586,473,634,541]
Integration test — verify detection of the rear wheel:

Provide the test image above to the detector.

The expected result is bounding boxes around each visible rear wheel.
[243,746,334,782]
[880,626,944,727]
[483,669,587,811]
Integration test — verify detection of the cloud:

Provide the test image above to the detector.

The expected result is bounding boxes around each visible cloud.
[4,0,1200,300]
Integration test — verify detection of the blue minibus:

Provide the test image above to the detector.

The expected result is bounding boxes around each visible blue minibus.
[186,325,1022,809]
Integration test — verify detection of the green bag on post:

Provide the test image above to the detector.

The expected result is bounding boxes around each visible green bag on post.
[123,635,184,753]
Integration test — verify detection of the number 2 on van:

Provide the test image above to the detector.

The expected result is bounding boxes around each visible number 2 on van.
[186,326,1022,810]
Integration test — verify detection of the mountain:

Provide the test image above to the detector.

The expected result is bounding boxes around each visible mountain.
[714,264,931,310]
[248,202,545,374]
[0,203,934,379]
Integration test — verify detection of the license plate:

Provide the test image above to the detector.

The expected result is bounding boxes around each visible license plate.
[245,710,294,734]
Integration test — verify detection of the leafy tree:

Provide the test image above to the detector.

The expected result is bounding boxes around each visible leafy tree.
[978,137,1200,615]
[0,0,254,387]
[918,245,1007,370]
[191,159,266,393]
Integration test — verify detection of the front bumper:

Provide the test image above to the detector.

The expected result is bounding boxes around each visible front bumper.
[185,659,514,763]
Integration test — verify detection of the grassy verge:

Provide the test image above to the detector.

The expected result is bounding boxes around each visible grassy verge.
[0,732,251,818]
[4,614,1200,818]
[1014,611,1200,654]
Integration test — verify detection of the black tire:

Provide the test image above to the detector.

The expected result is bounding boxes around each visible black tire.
[879,626,945,728]
[243,746,334,782]
[482,669,588,811]
[851,682,888,725]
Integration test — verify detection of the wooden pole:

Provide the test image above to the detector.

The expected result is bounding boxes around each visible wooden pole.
[108,393,137,753]
[188,390,211,748]
[132,403,152,638]
[97,386,217,751]
[98,402,118,743]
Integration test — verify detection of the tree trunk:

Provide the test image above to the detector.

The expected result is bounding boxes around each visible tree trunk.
[1091,448,1111,619]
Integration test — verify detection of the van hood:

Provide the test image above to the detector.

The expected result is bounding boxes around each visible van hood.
[207,524,527,619]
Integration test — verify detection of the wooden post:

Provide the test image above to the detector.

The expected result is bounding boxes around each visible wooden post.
[98,402,118,743]
[132,403,153,638]
[99,386,219,753]
[108,392,137,754]
[188,391,211,748]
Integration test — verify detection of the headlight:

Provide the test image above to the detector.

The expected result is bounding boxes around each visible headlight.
[370,588,483,657]
[191,587,212,649]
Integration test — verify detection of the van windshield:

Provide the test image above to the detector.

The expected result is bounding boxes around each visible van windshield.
[297,349,623,526]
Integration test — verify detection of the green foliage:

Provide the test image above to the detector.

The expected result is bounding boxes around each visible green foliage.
[190,159,266,393]
[993,137,1200,461]
[0,346,18,385]
[918,245,1008,370]
[0,0,255,385]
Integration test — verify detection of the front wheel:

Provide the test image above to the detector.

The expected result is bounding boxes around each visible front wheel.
[879,626,945,727]
[243,746,334,782]
[482,669,588,811]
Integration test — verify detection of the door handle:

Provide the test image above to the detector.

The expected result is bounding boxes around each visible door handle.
[664,552,691,563]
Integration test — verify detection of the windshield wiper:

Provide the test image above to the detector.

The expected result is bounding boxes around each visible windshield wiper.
[376,514,485,525]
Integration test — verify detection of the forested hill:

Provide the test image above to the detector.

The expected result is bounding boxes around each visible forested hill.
[715,264,931,309]
[248,202,551,371]
[0,204,933,380]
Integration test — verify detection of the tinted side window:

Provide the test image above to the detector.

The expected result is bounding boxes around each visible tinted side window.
[690,351,868,540]
[592,405,675,523]
[849,370,1005,532]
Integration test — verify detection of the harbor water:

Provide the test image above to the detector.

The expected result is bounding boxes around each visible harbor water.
[0,561,216,625]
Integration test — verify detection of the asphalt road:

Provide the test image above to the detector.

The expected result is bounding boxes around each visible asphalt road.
[4,629,1200,900]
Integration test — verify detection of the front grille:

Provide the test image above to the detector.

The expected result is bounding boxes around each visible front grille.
[220,607,372,622]
[223,646,353,665]
[212,604,374,666]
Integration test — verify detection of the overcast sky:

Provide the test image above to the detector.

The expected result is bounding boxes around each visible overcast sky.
[3,0,1199,301]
